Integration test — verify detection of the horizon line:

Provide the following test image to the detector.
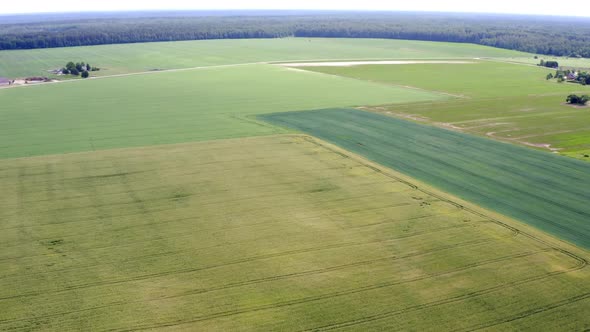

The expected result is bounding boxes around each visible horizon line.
[1,9,590,19]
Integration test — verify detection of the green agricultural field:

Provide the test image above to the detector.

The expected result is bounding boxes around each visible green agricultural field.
[0,64,445,159]
[301,61,590,159]
[1,136,589,331]
[301,60,589,98]
[0,38,531,78]
[261,108,590,249]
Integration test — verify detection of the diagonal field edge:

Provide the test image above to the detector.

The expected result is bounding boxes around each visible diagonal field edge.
[259,108,590,249]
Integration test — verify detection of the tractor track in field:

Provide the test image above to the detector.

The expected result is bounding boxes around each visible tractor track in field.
[0,209,473,284]
[0,237,498,326]
[1,152,416,199]
[3,190,430,225]
[5,247,537,330]
[0,222,481,301]
[0,210,341,262]
[0,155,385,201]
[0,189,427,249]
[0,176,412,232]
[0,210,489,281]
[0,195,458,262]
[0,180,406,238]
[346,210,470,229]
[457,292,590,331]
[302,256,587,332]
[105,248,562,332]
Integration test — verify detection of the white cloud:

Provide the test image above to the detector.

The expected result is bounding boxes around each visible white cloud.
[1,0,589,16]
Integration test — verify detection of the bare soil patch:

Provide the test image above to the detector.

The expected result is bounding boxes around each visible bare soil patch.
[561,102,589,109]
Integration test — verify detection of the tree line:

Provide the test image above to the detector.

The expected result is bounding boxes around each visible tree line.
[1,12,590,57]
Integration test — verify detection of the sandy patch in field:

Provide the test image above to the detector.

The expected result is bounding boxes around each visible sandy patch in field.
[438,122,465,130]
[487,131,563,152]
[520,142,563,152]
[385,111,430,122]
[279,60,475,67]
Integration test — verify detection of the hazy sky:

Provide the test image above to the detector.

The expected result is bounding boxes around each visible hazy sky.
[2,0,589,17]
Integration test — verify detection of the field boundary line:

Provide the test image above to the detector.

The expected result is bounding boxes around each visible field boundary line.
[0,133,304,162]
[300,135,589,257]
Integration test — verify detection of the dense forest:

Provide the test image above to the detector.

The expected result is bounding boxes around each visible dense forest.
[1,11,589,57]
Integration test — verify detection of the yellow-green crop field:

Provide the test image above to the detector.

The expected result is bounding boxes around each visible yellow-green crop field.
[1,136,589,331]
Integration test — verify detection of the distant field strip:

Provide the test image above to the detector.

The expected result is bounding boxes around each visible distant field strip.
[0,64,444,159]
[301,61,589,98]
[0,38,530,78]
[0,136,588,331]
[301,61,590,159]
[261,109,590,249]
